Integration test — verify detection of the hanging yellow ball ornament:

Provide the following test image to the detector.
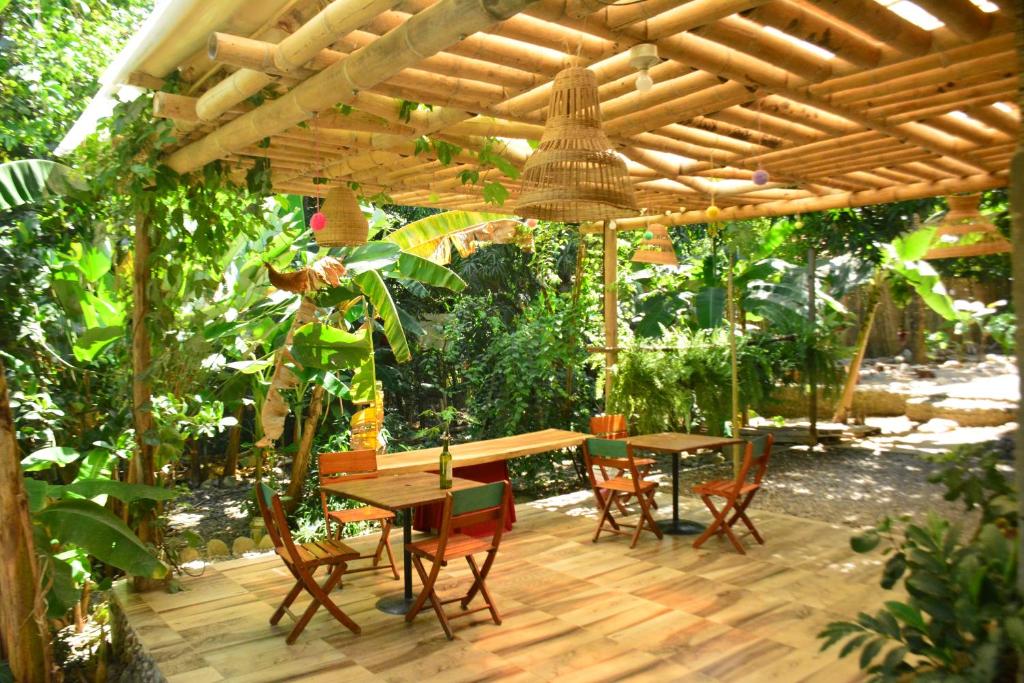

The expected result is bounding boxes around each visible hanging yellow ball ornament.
[794,219,804,229]
[706,205,720,221]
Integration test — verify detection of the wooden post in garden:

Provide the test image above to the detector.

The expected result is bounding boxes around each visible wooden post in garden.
[1010,1,1024,606]
[130,210,157,549]
[0,357,54,682]
[807,247,818,446]
[727,248,742,474]
[603,219,618,412]
[833,276,883,424]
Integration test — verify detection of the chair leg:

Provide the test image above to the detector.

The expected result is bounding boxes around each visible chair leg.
[592,490,619,543]
[287,562,360,644]
[692,496,727,551]
[728,493,764,544]
[633,488,662,549]
[379,520,400,579]
[593,490,621,531]
[271,574,305,626]
[408,555,452,639]
[464,553,501,625]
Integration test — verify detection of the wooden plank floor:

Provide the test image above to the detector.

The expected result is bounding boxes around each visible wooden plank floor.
[115,489,894,682]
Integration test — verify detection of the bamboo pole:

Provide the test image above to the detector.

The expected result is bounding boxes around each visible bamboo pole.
[579,173,1008,232]
[166,0,539,173]
[1011,0,1024,616]
[806,247,818,447]
[744,0,886,68]
[0,355,53,682]
[806,0,933,56]
[914,0,995,42]
[283,385,325,514]
[727,248,741,474]
[195,0,403,123]
[603,219,617,412]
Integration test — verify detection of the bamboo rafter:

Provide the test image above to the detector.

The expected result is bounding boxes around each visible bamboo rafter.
[99,0,1017,219]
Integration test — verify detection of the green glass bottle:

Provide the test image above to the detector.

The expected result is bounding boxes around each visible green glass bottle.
[439,434,453,489]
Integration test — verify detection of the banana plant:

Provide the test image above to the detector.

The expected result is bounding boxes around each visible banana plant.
[0,159,85,213]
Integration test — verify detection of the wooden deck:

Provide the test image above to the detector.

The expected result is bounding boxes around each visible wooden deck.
[115,489,893,682]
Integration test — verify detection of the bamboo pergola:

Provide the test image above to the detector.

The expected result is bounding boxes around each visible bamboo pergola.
[76,0,1016,228]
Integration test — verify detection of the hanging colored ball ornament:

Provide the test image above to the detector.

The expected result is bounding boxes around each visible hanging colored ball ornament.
[525,218,538,228]
[752,169,769,186]
[706,205,720,221]
[794,219,804,229]
[644,230,654,240]
[310,211,327,231]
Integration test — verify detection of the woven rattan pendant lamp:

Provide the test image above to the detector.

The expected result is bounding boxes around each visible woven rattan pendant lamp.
[923,193,1011,260]
[315,186,368,247]
[631,223,678,265]
[515,66,638,221]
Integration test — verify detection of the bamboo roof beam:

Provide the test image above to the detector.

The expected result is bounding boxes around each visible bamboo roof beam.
[580,173,1007,232]
[708,107,824,146]
[642,0,774,39]
[740,1,889,68]
[809,34,1013,98]
[165,0,541,173]
[195,0,403,123]
[604,81,755,138]
[925,115,1008,147]
[693,15,843,82]
[912,0,997,43]
[804,0,934,57]
[965,104,1020,136]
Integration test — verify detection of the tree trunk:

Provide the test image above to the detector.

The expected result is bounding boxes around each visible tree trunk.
[283,385,325,513]
[833,276,884,424]
[909,294,927,364]
[0,357,54,682]
[222,404,245,480]
[129,211,156,548]
[727,248,742,474]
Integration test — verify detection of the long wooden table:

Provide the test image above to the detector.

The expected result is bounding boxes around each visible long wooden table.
[323,472,483,615]
[627,432,743,536]
[376,428,590,473]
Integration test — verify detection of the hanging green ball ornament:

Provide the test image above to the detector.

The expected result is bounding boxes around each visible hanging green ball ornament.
[643,230,654,240]
[794,219,804,229]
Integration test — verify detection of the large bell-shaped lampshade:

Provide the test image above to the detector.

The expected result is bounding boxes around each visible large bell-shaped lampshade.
[923,193,1011,260]
[515,66,638,221]
[631,223,678,265]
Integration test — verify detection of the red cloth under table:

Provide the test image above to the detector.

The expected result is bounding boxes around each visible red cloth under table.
[412,460,516,536]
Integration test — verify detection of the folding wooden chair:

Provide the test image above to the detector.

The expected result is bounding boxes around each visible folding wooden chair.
[405,480,511,640]
[691,434,775,555]
[318,450,399,580]
[583,438,662,549]
[588,414,657,510]
[255,483,362,643]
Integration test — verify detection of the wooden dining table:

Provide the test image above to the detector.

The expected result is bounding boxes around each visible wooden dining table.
[626,432,743,535]
[322,471,483,615]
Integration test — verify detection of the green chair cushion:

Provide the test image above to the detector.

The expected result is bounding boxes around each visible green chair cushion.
[586,437,628,458]
[452,481,505,516]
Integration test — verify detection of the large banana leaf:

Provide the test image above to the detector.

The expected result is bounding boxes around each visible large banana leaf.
[695,287,726,329]
[0,159,85,212]
[290,323,371,370]
[344,242,402,274]
[391,253,467,292]
[354,270,411,363]
[35,499,168,579]
[383,210,509,260]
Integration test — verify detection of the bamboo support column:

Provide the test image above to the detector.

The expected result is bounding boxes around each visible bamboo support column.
[806,247,818,446]
[603,220,618,412]
[0,356,53,682]
[1010,1,1024,602]
[727,248,741,474]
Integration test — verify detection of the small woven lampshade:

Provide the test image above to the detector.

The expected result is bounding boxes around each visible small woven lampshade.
[923,194,1011,260]
[631,223,678,265]
[315,186,368,247]
[515,66,638,221]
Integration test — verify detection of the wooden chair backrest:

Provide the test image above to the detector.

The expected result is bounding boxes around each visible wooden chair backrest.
[590,414,628,440]
[256,483,302,564]
[583,438,641,486]
[728,434,775,497]
[436,481,511,557]
[318,450,378,521]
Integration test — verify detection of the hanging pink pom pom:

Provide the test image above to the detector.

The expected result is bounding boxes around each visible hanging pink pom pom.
[310,211,327,231]
[752,169,769,186]
[525,218,538,228]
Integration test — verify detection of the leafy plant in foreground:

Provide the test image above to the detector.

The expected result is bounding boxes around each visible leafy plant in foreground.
[818,442,1021,680]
